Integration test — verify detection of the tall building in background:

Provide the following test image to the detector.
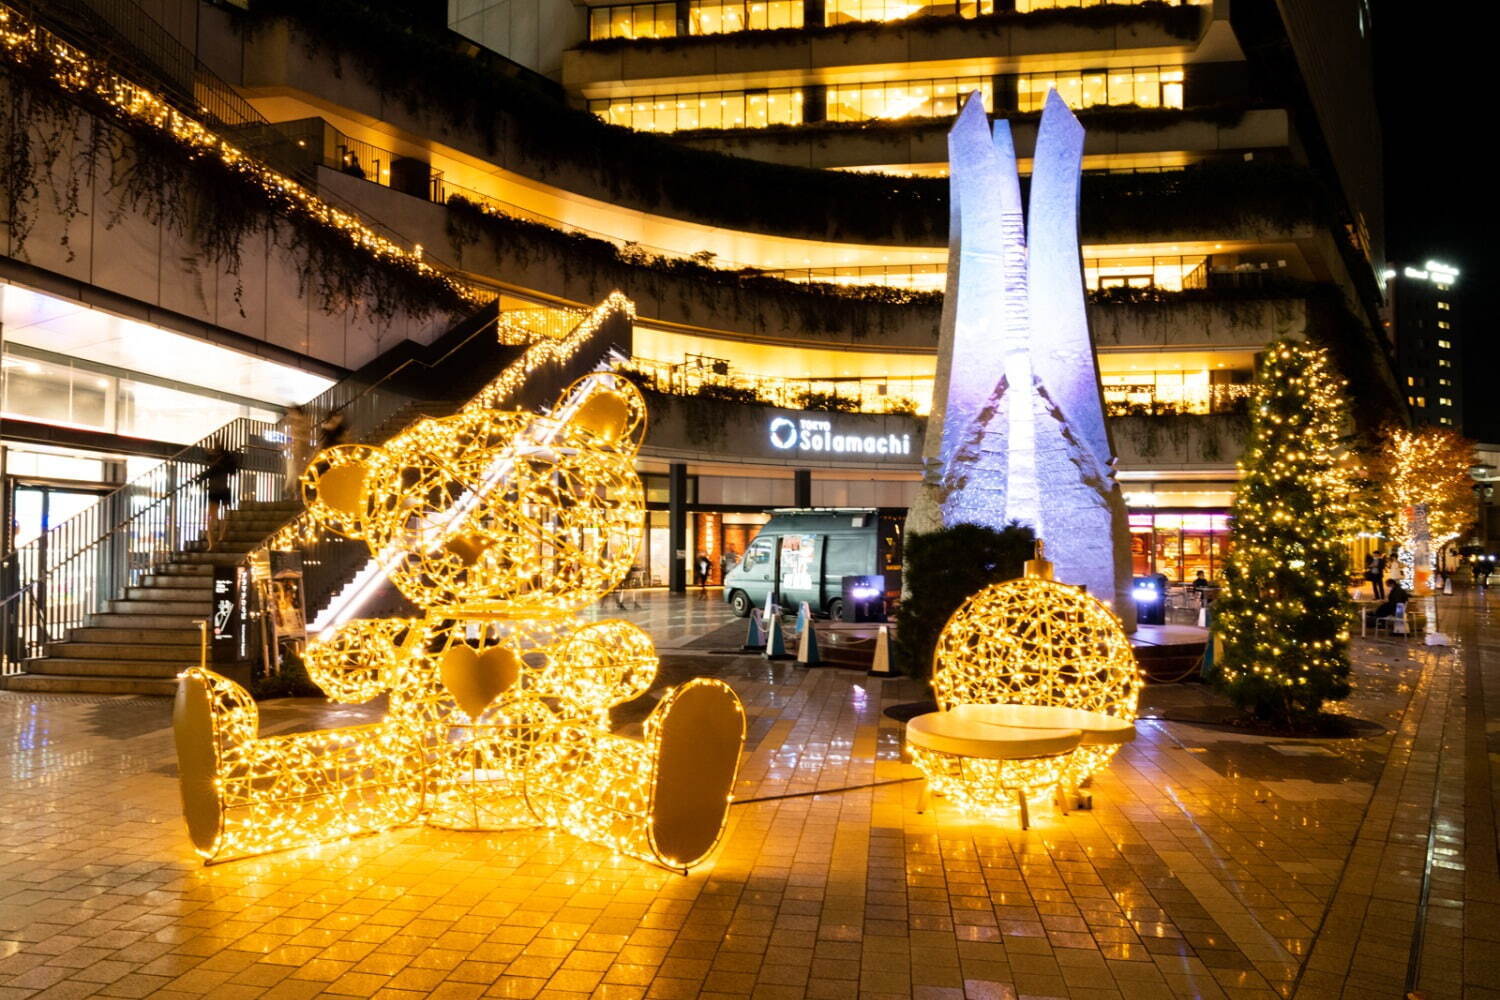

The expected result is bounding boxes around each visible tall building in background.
[1383,261,1463,430]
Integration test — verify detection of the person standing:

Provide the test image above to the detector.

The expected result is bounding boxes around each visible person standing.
[1368,550,1386,600]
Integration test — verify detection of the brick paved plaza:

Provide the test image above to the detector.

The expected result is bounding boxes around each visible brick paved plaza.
[1,592,1497,1000]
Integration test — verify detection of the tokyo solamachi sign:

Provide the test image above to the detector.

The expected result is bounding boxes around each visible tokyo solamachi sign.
[768,416,912,457]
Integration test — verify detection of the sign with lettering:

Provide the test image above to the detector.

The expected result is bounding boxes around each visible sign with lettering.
[767,416,912,458]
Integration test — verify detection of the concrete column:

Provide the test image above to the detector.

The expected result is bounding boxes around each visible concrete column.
[794,469,812,508]
[669,462,688,593]
[804,0,825,28]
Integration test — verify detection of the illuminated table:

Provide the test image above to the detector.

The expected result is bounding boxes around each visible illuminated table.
[905,707,1082,829]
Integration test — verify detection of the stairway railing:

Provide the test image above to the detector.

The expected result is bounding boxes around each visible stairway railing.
[0,417,282,671]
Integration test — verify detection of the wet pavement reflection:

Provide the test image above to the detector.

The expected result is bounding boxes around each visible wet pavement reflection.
[1,588,1497,999]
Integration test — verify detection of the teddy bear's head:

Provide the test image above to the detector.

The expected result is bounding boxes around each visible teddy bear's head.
[302,373,647,617]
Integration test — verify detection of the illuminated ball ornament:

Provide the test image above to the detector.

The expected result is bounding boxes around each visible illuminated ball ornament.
[906,543,1141,823]
[173,372,746,869]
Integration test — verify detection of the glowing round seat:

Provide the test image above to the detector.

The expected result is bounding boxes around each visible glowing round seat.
[905,708,1081,829]
[946,704,1137,749]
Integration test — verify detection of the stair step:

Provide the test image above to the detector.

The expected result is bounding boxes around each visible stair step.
[172,552,252,566]
[87,612,211,628]
[0,673,177,696]
[155,564,214,576]
[21,657,186,679]
[65,626,200,644]
[107,599,212,615]
[126,586,209,602]
[47,641,204,662]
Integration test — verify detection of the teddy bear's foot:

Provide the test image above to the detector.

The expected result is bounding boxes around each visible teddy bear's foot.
[524,678,746,871]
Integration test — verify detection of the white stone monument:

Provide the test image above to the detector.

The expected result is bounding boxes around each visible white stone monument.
[906,90,1134,625]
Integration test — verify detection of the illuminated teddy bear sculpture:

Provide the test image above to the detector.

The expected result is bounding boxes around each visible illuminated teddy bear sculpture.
[173,374,745,871]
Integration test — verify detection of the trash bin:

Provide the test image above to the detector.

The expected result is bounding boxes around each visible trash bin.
[1133,574,1167,625]
[841,575,887,623]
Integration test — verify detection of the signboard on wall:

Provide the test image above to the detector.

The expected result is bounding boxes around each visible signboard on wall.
[767,416,913,458]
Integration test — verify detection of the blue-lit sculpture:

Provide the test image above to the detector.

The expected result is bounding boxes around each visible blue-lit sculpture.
[908,90,1133,623]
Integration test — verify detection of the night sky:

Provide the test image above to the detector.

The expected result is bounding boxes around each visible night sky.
[1370,1,1495,441]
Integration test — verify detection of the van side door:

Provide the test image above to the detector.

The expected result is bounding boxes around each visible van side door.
[777,532,821,612]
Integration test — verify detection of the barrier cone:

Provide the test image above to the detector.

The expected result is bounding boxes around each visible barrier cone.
[741,609,766,650]
[867,624,896,677]
[764,590,777,620]
[795,601,811,635]
[795,616,822,667]
[1444,576,1453,596]
[764,612,793,661]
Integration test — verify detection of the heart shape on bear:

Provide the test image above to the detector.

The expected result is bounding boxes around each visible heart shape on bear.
[439,644,521,719]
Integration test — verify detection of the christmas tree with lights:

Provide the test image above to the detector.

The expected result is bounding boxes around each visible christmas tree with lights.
[1213,340,1352,723]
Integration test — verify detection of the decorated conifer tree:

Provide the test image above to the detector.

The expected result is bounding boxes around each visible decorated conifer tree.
[1212,339,1352,723]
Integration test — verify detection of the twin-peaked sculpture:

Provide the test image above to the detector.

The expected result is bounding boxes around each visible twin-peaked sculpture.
[906,91,1133,624]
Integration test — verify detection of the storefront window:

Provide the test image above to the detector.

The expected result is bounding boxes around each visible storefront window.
[1085,254,1206,291]
[589,3,678,40]
[2,350,278,444]
[826,77,990,122]
[1101,371,1251,416]
[1016,0,1197,11]
[1128,512,1231,583]
[825,0,994,26]
[590,88,803,131]
[688,0,803,33]
[1017,66,1185,112]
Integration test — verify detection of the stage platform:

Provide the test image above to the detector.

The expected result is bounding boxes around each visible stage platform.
[1131,623,1209,682]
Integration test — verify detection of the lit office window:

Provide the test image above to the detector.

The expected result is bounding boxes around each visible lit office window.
[1439,378,1453,387]
[1017,66,1185,112]
[1438,359,1453,368]
[688,0,803,33]
[1437,301,1450,309]
[589,2,678,40]
[1440,417,1453,425]
[1438,320,1451,329]
[1437,339,1452,349]
[826,77,991,122]
[1439,398,1454,407]
[825,0,994,25]
[590,89,803,131]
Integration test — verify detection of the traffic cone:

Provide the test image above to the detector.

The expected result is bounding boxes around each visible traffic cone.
[1443,576,1453,596]
[795,616,822,667]
[867,625,896,677]
[742,609,765,650]
[764,589,777,620]
[795,601,811,635]
[764,612,793,661]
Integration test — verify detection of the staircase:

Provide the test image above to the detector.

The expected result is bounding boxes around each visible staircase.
[2,502,300,695]
[1,293,634,695]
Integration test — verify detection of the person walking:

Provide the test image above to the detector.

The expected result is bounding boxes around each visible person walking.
[201,441,240,551]
[695,554,711,589]
[284,405,312,499]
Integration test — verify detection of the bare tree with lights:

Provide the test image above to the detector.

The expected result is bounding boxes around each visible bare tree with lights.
[1372,425,1477,587]
[1212,340,1352,724]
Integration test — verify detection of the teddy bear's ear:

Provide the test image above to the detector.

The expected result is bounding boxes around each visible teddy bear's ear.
[302,444,390,539]
[560,374,647,453]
